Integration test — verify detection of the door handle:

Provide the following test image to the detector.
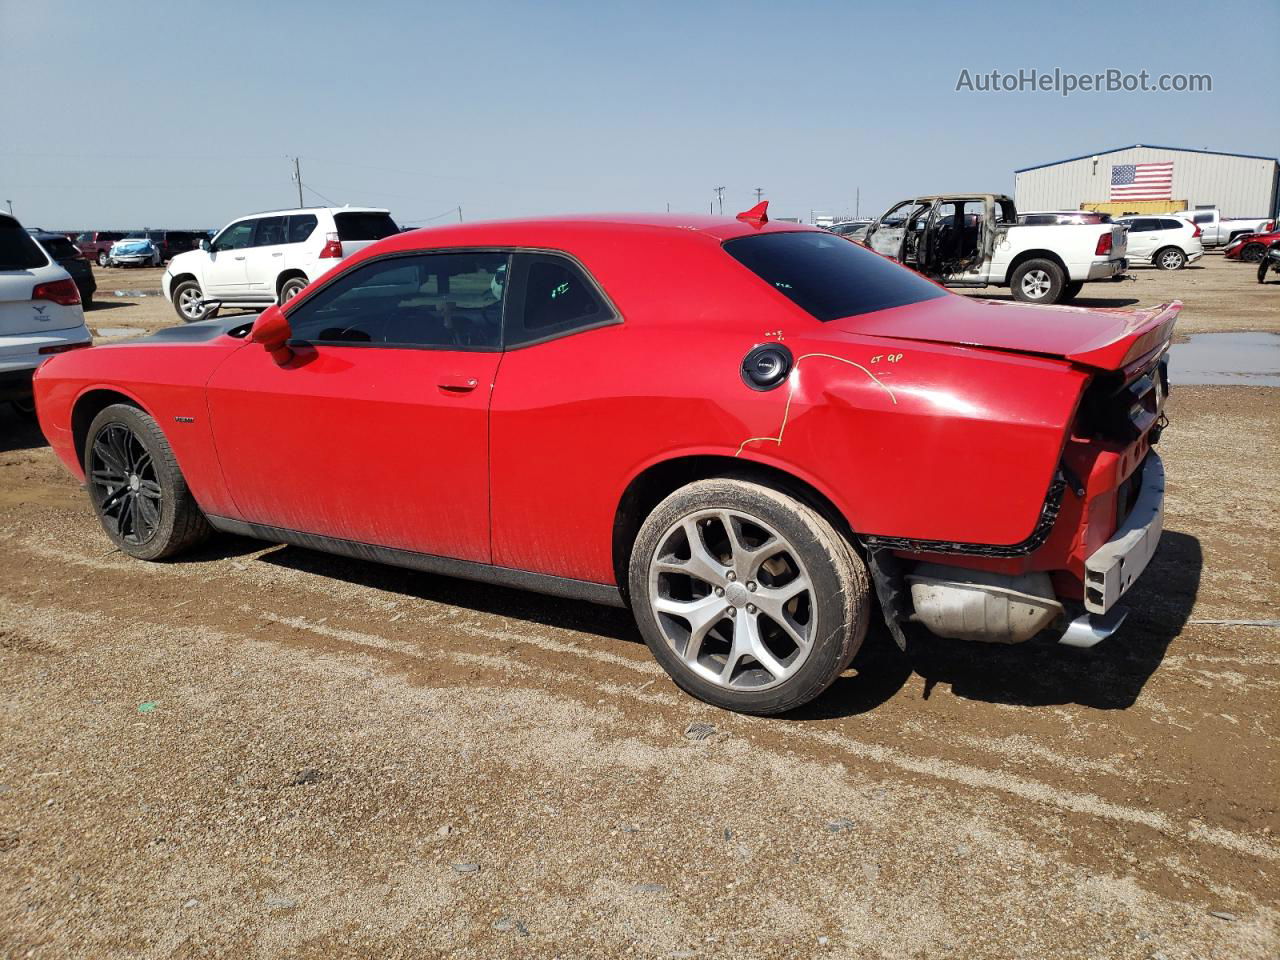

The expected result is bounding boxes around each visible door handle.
[271,252,283,257]
[234,256,245,261]
[438,375,480,393]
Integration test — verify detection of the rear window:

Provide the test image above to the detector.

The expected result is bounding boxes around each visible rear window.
[723,231,947,321]
[0,219,49,270]
[334,212,399,241]
[40,237,80,260]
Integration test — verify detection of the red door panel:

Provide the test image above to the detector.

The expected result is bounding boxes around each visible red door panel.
[206,343,498,563]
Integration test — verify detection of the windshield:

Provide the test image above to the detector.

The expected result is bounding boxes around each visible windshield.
[723,231,947,321]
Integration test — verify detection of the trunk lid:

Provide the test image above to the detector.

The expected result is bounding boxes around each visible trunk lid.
[842,294,1178,371]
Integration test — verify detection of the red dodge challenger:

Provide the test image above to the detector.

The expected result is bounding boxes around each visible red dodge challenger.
[34,205,1174,715]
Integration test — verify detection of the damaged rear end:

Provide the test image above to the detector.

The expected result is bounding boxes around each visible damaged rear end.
[878,301,1178,649]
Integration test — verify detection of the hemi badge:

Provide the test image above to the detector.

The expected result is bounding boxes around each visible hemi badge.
[174,416,195,423]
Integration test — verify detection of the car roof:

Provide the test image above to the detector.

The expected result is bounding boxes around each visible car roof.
[374,213,823,255]
[232,206,390,220]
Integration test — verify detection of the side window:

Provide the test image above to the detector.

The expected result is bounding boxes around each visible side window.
[287,214,318,244]
[213,220,256,252]
[1159,219,1183,231]
[254,216,288,247]
[1194,213,1213,224]
[1128,218,1155,233]
[505,254,614,346]
[286,252,509,350]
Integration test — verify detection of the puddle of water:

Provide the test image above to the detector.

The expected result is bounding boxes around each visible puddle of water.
[1169,332,1280,387]
[93,326,146,339]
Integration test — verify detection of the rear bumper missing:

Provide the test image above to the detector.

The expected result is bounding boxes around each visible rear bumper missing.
[1083,452,1164,614]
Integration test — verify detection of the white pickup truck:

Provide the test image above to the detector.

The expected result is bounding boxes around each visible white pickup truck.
[864,194,1127,304]
[1172,208,1275,248]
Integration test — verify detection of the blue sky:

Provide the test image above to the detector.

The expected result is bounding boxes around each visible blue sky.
[2,0,1277,229]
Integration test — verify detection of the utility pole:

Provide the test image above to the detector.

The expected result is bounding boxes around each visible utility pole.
[457,206,463,223]
[289,156,303,207]
[714,186,725,215]
[754,187,764,204]
[855,187,860,218]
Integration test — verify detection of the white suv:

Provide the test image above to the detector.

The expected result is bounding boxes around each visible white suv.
[162,206,399,322]
[1,214,92,416]
[1113,216,1203,270]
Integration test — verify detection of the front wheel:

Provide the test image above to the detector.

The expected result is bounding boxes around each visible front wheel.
[1155,247,1187,270]
[171,279,214,322]
[84,404,211,560]
[1010,258,1065,304]
[1241,243,1266,263]
[629,478,870,715]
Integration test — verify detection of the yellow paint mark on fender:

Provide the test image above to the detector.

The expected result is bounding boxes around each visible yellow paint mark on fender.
[735,352,898,457]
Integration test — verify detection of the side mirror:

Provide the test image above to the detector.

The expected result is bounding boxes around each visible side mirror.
[199,238,211,252]
[249,305,293,364]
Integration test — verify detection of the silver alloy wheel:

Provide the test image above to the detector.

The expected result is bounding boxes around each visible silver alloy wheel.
[178,287,204,320]
[1020,269,1052,299]
[1158,249,1184,270]
[647,509,815,692]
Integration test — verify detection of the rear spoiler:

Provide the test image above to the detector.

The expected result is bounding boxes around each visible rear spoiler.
[1066,301,1180,372]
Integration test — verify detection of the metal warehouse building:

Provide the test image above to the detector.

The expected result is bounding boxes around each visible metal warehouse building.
[1014,144,1279,219]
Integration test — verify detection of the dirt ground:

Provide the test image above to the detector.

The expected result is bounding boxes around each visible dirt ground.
[1,254,1277,959]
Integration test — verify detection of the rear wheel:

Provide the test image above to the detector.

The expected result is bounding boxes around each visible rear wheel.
[1241,243,1266,263]
[97,251,109,267]
[629,478,869,715]
[1155,247,1187,270]
[84,404,210,560]
[1011,258,1065,304]
[279,275,307,304]
[172,279,214,322]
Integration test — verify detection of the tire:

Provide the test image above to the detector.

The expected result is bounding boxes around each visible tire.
[97,251,109,267]
[278,275,308,304]
[1010,258,1065,304]
[1155,247,1187,271]
[1241,243,1266,263]
[171,279,214,323]
[1060,281,1084,302]
[629,478,870,715]
[83,403,210,560]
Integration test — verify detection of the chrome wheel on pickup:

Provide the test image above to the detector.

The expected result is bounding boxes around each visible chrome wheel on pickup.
[630,478,869,715]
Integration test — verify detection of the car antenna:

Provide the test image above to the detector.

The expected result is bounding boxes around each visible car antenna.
[736,200,769,227]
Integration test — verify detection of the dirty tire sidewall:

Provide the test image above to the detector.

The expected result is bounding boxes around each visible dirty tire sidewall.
[1010,258,1065,304]
[280,276,307,304]
[84,403,211,561]
[629,478,870,715]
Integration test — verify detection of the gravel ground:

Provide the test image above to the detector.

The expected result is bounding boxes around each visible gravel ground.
[0,254,1276,958]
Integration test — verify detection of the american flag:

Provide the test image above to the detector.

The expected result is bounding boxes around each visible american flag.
[1110,162,1174,201]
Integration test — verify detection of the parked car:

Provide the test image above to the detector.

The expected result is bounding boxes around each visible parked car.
[1,214,91,417]
[107,236,162,267]
[1224,229,1280,262]
[34,206,1174,715]
[864,194,1128,303]
[31,232,96,306]
[125,229,206,263]
[1111,216,1202,270]
[1016,211,1112,225]
[162,206,399,322]
[1171,208,1274,248]
[75,230,128,267]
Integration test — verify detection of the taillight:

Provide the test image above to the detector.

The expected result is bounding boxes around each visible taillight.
[1264,221,1275,233]
[319,232,343,258]
[39,341,92,355]
[1095,232,1113,256]
[31,278,81,306]
[1191,223,1202,238]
